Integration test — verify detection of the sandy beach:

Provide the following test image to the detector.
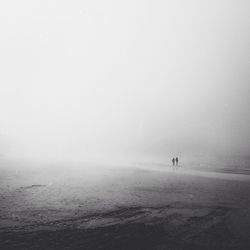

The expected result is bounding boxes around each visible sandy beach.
[1,160,250,250]
[1,0,250,248]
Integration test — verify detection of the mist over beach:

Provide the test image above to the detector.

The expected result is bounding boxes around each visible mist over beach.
[0,0,250,249]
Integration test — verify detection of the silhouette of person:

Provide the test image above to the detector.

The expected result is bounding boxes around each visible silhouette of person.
[172,158,175,166]
[175,157,179,166]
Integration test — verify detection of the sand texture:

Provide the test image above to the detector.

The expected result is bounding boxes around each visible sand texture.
[0,162,250,249]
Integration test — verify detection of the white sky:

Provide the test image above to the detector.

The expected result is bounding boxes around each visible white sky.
[0,0,249,161]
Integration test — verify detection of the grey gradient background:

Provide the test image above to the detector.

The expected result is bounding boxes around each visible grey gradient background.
[0,0,249,163]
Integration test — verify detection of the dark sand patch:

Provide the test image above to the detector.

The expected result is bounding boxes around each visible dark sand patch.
[19,185,46,190]
[0,204,239,250]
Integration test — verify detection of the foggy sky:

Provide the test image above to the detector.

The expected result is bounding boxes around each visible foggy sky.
[0,0,249,162]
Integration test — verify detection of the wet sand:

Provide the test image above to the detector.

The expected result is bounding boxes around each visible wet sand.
[1,161,250,249]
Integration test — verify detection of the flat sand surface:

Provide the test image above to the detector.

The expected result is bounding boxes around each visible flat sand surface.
[1,161,250,249]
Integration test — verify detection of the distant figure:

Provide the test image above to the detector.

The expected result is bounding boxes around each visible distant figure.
[175,157,179,166]
[172,158,175,166]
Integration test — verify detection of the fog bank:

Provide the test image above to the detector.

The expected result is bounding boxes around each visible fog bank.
[0,0,249,163]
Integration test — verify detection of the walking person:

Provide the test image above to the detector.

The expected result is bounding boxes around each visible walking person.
[175,157,179,166]
[172,158,175,166]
